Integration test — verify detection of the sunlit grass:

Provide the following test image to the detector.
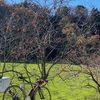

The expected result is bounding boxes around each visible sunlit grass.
[0,62,99,100]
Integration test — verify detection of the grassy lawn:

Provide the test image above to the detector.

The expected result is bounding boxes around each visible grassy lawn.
[0,63,100,100]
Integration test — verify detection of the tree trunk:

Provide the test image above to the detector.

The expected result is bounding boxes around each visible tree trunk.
[41,47,46,79]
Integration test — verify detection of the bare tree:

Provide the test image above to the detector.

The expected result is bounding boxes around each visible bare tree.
[59,5,100,94]
[0,0,72,79]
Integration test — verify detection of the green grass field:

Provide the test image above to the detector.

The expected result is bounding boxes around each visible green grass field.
[0,63,100,100]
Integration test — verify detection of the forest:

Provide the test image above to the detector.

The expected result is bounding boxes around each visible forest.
[0,0,100,63]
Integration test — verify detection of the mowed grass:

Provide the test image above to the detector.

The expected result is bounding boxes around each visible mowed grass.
[0,62,99,100]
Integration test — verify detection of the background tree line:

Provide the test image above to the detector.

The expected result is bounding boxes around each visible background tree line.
[0,1,100,63]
